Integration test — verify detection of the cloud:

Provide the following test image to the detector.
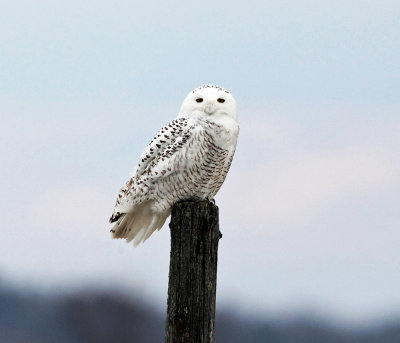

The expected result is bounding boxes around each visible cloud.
[27,186,111,240]
[219,115,400,231]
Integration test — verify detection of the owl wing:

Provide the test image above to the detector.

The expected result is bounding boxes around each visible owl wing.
[135,117,189,176]
[109,117,193,222]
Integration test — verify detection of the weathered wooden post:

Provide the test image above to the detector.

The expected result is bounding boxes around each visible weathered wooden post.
[165,200,221,343]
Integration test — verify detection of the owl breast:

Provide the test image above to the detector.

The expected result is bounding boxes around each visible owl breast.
[150,118,238,212]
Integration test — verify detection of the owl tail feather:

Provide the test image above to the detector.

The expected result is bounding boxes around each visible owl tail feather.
[111,210,168,247]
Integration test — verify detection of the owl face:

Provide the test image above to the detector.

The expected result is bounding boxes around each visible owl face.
[179,85,237,121]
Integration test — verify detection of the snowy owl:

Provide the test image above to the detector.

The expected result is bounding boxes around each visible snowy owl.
[109,84,239,246]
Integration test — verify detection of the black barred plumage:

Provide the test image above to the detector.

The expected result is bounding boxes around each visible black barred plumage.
[192,84,230,94]
[109,85,239,246]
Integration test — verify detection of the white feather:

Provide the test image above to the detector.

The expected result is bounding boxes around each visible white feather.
[109,84,239,246]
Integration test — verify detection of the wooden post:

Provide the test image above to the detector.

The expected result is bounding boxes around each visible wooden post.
[165,200,221,343]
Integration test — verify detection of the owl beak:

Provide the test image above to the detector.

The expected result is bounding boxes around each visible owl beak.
[204,103,216,115]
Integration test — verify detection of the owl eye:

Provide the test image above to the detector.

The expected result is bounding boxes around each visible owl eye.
[217,98,225,103]
[196,98,203,103]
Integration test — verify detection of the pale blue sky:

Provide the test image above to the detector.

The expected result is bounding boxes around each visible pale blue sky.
[1,0,399,325]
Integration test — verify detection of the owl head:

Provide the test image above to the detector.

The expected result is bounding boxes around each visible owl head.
[178,84,237,122]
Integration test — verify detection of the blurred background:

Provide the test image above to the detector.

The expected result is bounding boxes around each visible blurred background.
[1,0,399,341]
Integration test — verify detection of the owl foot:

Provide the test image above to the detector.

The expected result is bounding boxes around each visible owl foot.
[206,197,216,204]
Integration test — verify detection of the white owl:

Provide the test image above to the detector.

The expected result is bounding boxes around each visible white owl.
[110,84,239,246]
